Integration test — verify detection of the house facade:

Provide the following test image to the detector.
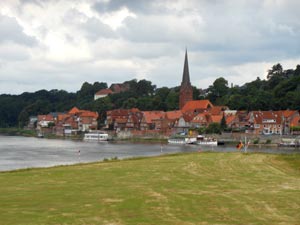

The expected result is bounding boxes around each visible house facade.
[248,111,283,135]
[280,110,300,135]
[94,89,113,100]
[37,107,98,136]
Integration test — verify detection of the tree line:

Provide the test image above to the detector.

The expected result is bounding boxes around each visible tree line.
[0,64,299,128]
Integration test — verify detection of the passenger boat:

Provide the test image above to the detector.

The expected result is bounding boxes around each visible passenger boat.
[84,132,109,141]
[168,136,197,144]
[278,138,300,147]
[196,135,218,146]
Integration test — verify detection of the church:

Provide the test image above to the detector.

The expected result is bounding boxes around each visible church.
[179,50,193,109]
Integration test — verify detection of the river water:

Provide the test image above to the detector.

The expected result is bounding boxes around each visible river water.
[0,135,299,172]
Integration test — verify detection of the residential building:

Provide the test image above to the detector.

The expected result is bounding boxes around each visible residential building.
[140,111,165,130]
[248,111,283,135]
[94,89,113,100]
[37,114,54,128]
[106,108,141,131]
[110,83,130,93]
[280,110,299,135]
[37,107,98,136]
[181,100,214,114]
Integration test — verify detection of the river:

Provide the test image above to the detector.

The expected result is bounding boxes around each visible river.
[0,135,299,172]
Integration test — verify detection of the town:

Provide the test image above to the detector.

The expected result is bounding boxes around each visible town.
[32,51,300,139]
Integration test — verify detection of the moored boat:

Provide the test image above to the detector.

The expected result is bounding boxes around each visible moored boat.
[278,138,300,147]
[84,132,109,141]
[196,135,218,146]
[168,136,196,144]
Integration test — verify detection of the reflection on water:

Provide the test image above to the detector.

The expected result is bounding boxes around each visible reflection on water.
[0,135,299,171]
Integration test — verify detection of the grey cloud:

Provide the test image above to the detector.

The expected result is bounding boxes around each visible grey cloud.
[118,15,201,45]
[83,18,118,41]
[62,8,117,41]
[0,45,30,61]
[0,15,37,46]
[93,0,156,14]
[1,0,300,94]
[182,1,300,65]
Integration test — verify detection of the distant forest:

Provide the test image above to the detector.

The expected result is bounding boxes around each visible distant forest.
[0,63,299,128]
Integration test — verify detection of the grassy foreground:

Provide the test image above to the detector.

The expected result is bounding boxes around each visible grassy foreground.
[0,153,299,225]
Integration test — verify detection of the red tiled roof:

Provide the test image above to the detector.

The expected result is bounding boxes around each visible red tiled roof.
[291,115,300,126]
[110,83,130,93]
[142,111,165,124]
[182,111,195,122]
[95,89,113,95]
[210,106,227,115]
[68,107,98,118]
[81,117,93,124]
[64,116,75,123]
[166,110,182,120]
[251,111,282,124]
[182,100,213,112]
[38,114,54,121]
[107,108,140,117]
[191,113,208,123]
[57,114,70,122]
[79,111,98,118]
[211,115,222,123]
[280,110,298,118]
[110,84,122,93]
[69,107,80,115]
[226,115,236,125]
[115,118,127,124]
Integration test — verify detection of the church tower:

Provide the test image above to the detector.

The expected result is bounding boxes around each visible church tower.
[179,49,193,109]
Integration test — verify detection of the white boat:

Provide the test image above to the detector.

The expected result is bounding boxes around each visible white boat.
[168,137,196,144]
[196,135,218,146]
[278,138,300,147]
[84,132,109,141]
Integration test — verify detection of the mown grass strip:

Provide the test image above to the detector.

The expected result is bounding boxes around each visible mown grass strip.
[0,152,299,225]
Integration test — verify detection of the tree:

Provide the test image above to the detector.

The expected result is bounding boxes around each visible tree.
[267,63,283,79]
[92,97,113,127]
[220,115,227,130]
[93,82,107,93]
[166,90,179,110]
[136,79,156,97]
[295,65,300,76]
[207,77,229,104]
[206,123,221,134]
[77,82,94,99]
[192,86,200,100]
[156,87,170,100]
[122,97,137,109]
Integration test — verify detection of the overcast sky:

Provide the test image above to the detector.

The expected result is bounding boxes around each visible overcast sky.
[0,0,299,94]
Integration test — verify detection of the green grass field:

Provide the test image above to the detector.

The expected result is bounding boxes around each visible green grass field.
[0,152,299,225]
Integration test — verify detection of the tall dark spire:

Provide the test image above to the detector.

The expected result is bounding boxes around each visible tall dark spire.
[181,49,191,86]
[179,49,193,109]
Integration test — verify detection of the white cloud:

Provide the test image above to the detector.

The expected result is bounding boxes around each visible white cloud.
[0,0,299,94]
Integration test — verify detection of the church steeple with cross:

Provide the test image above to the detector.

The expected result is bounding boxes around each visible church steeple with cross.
[179,49,193,109]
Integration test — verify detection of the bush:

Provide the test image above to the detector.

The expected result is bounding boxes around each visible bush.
[265,139,272,144]
[291,126,300,131]
[253,138,260,144]
[206,123,221,134]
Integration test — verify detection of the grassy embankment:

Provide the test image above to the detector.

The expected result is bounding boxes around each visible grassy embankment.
[0,128,83,140]
[0,127,36,137]
[0,152,299,225]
